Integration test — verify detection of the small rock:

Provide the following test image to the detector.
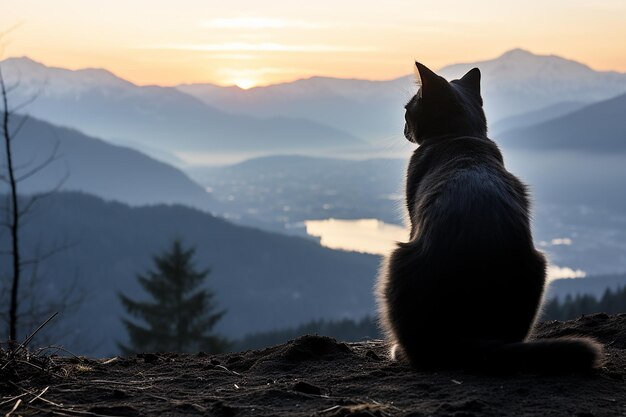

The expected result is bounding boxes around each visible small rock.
[111,389,130,399]
[607,371,623,381]
[210,401,238,417]
[292,381,323,395]
[366,350,382,361]
[117,357,137,366]
[138,353,159,363]
[284,335,353,362]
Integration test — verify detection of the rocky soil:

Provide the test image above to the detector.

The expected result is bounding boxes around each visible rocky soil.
[2,313,626,416]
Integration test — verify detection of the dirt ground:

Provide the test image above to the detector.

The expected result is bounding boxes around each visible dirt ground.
[2,313,626,416]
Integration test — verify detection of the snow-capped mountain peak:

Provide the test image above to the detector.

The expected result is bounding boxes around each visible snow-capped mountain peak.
[0,56,133,98]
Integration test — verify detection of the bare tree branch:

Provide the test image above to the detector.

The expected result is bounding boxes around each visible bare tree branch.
[1,61,22,346]
[20,241,78,266]
[18,174,68,219]
[8,86,46,116]
[11,153,38,173]
[16,141,62,183]
[9,113,29,139]
[4,78,22,95]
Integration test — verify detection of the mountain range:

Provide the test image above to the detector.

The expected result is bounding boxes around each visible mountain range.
[3,52,624,220]
[439,49,626,122]
[1,113,215,211]
[179,49,626,144]
[2,49,625,165]
[0,57,362,164]
[178,76,408,144]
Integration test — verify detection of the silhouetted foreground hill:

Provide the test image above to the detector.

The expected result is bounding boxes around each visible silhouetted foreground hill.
[1,314,625,416]
[0,192,379,356]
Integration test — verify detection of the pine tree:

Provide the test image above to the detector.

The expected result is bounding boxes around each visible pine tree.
[118,240,229,354]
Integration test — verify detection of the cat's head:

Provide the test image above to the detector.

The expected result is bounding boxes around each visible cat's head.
[404,62,487,144]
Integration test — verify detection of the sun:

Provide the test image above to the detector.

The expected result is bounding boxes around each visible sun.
[233,78,257,89]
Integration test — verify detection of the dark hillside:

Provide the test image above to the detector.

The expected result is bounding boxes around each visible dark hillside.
[0,192,379,356]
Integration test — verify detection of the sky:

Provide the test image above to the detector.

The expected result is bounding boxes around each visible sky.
[1,0,625,88]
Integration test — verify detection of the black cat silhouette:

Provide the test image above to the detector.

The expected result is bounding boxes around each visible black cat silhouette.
[376,62,602,372]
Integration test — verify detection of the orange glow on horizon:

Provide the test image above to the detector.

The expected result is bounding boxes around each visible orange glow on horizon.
[233,78,257,89]
[1,1,625,86]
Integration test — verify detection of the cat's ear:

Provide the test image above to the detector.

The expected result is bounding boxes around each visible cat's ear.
[459,67,481,97]
[415,61,448,98]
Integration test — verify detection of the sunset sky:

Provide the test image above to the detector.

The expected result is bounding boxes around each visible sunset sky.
[1,0,625,88]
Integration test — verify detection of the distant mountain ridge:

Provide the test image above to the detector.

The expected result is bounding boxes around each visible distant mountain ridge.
[490,101,590,135]
[2,56,134,96]
[439,48,626,122]
[498,92,626,152]
[3,50,625,163]
[178,75,410,143]
[1,112,215,211]
[0,57,363,164]
[178,49,626,142]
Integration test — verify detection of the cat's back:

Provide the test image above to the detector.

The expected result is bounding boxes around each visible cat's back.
[408,136,531,249]
[391,135,544,344]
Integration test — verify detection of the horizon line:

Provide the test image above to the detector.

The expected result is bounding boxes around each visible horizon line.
[2,47,625,89]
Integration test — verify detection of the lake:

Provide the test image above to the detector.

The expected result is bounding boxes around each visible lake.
[304,218,586,281]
